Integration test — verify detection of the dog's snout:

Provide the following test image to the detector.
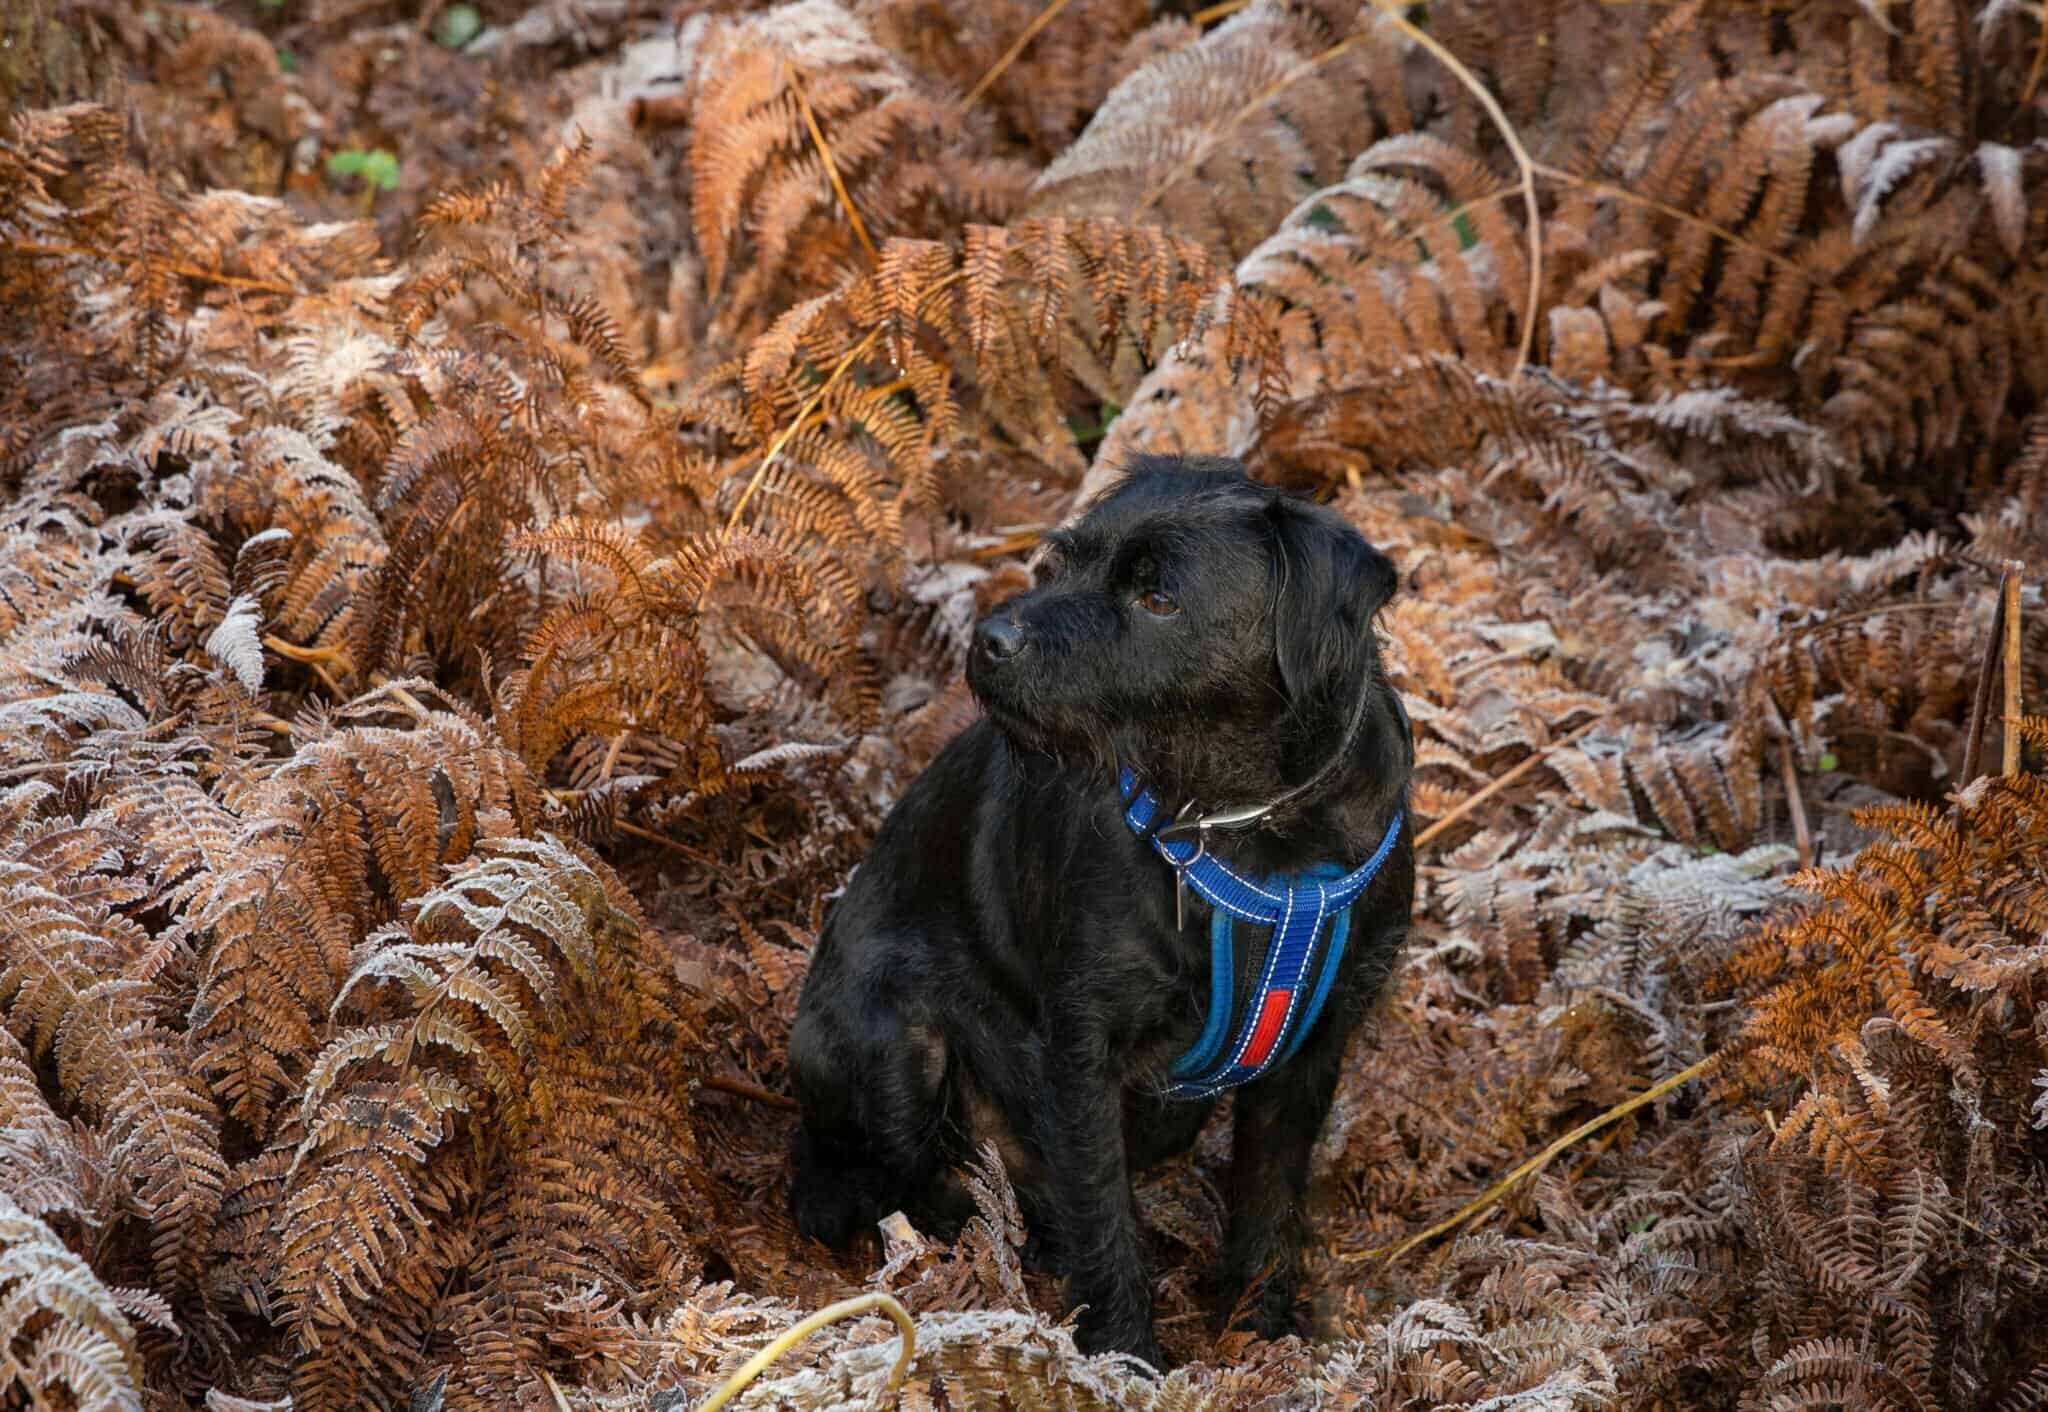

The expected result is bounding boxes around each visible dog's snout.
[974,615,1026,662]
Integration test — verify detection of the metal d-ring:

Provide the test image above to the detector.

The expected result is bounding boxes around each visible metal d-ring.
[1155,796,1204,848]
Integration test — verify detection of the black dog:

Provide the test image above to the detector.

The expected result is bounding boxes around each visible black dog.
[788,457,1414,1364]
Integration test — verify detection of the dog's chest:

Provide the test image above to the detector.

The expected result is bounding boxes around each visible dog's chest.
[1049,900,1292,1082]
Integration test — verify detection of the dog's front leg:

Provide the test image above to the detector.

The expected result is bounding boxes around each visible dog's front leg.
[1220,1019,1347,1340]
[1041,1035,1163,1366]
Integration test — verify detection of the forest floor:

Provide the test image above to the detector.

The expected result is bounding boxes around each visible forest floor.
[3,1,2047,1408]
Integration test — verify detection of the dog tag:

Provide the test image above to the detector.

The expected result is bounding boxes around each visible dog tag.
[1168,818,1206,932]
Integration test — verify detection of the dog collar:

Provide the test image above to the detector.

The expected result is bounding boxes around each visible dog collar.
[1119,769,1404,1099]
[1150,688,1410,846]
[1151,679,1381,847]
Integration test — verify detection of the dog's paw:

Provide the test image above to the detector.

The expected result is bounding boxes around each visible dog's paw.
[1126,1337,1169,1374]
[1018,1224,1067,1276]
[1219,1275,1302,1343]
[1082,1333,1168,1374]
[790,1176,863,1249]
[790,1145,888,1250]
[1074,1316,1167,1373]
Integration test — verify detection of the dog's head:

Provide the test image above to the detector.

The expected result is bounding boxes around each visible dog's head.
[967,456,1400,814]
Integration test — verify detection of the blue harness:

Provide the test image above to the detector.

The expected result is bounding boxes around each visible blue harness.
[1120,769,1404,1100]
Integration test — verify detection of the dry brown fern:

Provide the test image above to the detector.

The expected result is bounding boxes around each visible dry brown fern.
[683,215,1221,528]
[498,518,840,791]
[1722,754,2048,1111]
[1714,742,2048,1408]
[1025,0,1419,263]
[871,1143,1033,1316]
[668,0,1037,346]
[0,1191,159,1411]
[277,834,704,1409]
[187,685,543,1134]
[1089,0,2048,498]
[652,215,1225,765]
[864,0,1156,159]
[6,1,2048,1407]
[0,94,740,1408]
[350,139,656,687]
[0,799,230,1317]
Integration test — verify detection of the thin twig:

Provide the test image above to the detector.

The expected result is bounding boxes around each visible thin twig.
[263,635,354,673]
[787,60,877,265]
[540,787,707,861]
[1351,1053,1715,1266]
[1954,1209,2048,1283]
[599,732,628,786]
[264,634,351,699]
[3,240,302,296]
[703,1073,801,1110]
[1414,715,1605,851]
[697,1292,916,1412]
[383,685,434,724]
[2025,12,2048,110]
[1192,0,1250,23]
[1762,697,1812,868]
[1778,738,1812,870]
[1961,577,2008,787]
[289,663,344,702]
[614,817,717,866]
[964,0,1076,107]
[538,1369,572,1412]
[1451,645,1552,683]
[1776,599,1953,642]
[2003,559,2025,776]
[1371,2,1544,378]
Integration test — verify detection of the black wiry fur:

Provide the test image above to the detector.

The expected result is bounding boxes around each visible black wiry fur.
[787,457,1415,1363]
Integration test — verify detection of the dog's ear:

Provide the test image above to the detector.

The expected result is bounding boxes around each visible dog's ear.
[1265,497,1398,704]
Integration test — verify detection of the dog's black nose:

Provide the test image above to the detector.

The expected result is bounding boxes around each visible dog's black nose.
[974,615,1026,661]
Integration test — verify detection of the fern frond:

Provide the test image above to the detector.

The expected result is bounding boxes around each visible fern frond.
[0,1191,149,1411]
[1030,1,1413,262]
[1,869,227,1301]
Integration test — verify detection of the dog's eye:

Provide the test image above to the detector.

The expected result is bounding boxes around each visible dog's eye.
[1137,589,1180,618]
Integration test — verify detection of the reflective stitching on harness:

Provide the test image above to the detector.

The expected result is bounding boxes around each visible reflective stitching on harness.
[1229,884,1293,1069]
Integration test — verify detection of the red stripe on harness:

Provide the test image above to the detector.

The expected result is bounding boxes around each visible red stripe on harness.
[1240,990,1293,1068]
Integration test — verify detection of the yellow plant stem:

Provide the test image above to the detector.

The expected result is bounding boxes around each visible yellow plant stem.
[697,1291,916,1411]
[722,326,885,534]
[264,634,353,699]
[787,60,878,265]
[1125,5,1543,377]
[3,239,301,296]
[722,274,962,535]
[1134,31,1377,218]
[965,0,1076,107]
[2003,560,2025,775]
[1352,1053,1717,1266]
[1533,161,1811,284]
[1368,1,1543,379]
